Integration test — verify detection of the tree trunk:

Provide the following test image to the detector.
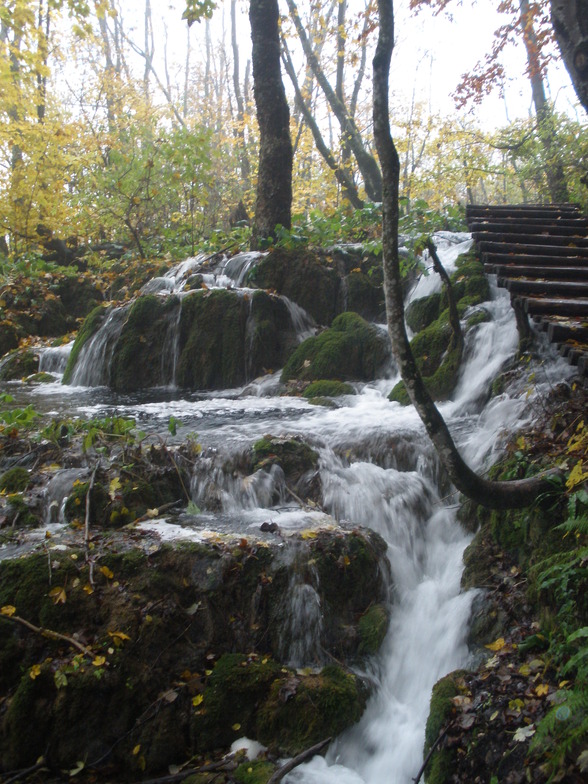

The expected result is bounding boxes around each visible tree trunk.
[231,0,251,188]
[518,0,569,202]
[286,0,383,202]
[282,43,364,209]
[373,0,561,510]
[249,0,293,248]
[550,0,588,113]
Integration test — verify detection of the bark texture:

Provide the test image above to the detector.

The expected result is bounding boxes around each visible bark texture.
[249,0,293,248]
[551,0,588,113]
[373,0,560,510]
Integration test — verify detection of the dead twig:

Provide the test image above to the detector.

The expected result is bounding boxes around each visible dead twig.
[85,463,99,587]
[2,759,47,784]
[413,725,452,784]
[137,757,237,784]
[267,736,332,783]
[0,611,94,657]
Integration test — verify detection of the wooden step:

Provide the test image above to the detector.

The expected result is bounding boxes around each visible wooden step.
[482,252,588,268]
[486,264,588,280]
[500,278,588,296]
[478,241,588,258]
[473,231,588,247]
[470,221,588,236]
[519,297,588,317]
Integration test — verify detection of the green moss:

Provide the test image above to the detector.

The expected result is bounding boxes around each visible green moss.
[0,466,30,493]
[388,379,410,405]
[25,371,56,383]
[63,305,107,383]
[405,292,442,332]
[176,290,248,389]
[2,668,55,768]
[234,760,275,784]
[410,320,452,377]
[246,248,340,325]
[110,295,181,391]
[423,673,465,784]
[466,308,491,329]
[345,270,385,321]
[191,653,282,753]
[258,664,365,755]
[0,349,39,381]
[281,312,388,383]
[252,436,318,477]
[358,604,389,656]
[302,380,355,398]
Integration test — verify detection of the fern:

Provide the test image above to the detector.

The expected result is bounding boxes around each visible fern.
[530,688,588,776]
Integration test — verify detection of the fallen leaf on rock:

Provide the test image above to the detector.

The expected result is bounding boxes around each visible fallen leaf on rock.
[513,724,535,742]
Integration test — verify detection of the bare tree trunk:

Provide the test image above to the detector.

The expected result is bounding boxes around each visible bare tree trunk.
[373,0,561,510]
[285,0,382,202]
[551,0,588,113]
[231,0,251,188]
[249,0,293,247]
[282,43,364,209]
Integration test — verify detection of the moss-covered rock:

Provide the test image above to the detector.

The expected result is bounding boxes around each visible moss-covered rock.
[405,291,442,333]
[0,348,39,381]
[252,435,319,479]
[0,525,390,777]
[0,466,30,493]
[358,603,389,656]
[110,294,181,391]
[302,380,355,398]
[246,248,341,325]
[423,672,466,784]
[0,320,19,359]
[257,664,366,755]
[282,312,389,383]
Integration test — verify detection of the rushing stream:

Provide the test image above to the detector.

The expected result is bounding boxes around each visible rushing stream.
[2,234,571,783]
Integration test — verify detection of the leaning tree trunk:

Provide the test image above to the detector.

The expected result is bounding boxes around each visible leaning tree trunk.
[249,0,293,248]
[551,0,588,114]
[373,0,560,510]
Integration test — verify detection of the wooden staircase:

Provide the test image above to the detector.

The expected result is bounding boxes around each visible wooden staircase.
[466,204,588,380]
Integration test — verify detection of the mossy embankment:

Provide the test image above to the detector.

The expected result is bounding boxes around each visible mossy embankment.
[423,381,587,784]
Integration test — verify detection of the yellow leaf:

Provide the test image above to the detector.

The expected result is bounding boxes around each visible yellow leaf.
[109,476,122,500]
[92,656,106,667]
[519,663,531,676]
[100,566,114,579]
[300,529,318,540]
[192,694,204,707]
[83,584,94,595]
[49,586,67,605]
[108,630,131,642]
[30,664,41,680]
[535,683,549,697]
[485,637,506,652]
[132,744,141,756]
[1,605,16,617]
[145,508,159,518]
[566,460,587,491]
[232,723,241,731]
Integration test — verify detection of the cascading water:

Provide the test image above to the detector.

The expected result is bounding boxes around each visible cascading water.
[5,233,574,780]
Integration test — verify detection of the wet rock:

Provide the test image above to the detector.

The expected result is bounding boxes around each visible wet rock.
[281,311,390,384]
[0,524,390,777]
[0,348,39,381]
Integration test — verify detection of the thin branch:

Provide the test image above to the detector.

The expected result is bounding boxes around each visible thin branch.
[1,612,94,657]
[267,737,332,783]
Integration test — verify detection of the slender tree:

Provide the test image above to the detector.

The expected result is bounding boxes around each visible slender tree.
[374,0,561,509]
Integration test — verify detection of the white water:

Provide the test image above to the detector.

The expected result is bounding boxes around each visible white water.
[5,234,575,782]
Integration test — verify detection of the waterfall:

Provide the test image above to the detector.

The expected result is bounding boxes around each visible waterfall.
[68,306,127,387]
